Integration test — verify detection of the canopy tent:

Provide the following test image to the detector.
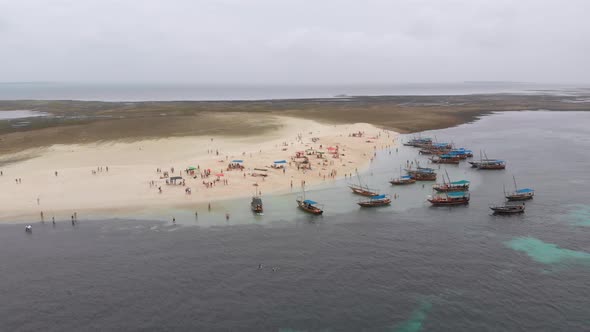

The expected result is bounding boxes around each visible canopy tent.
[371,194,387,200]
[515,188,534,193]
[303,199,317,205]
[170,176,183,181]
[447,191,468,197]
[414,168,435,173]
[273,160,287,164]
[450,180,470,185]
[231,160,243,163]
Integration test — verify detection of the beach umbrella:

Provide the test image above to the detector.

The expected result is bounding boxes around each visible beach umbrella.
[327,146,337,151]
[187,166,197,170]
[215,173,225,177]
[232,160,243,163]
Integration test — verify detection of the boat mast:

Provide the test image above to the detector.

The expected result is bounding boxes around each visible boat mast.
[512,175,518,191]
[355,169,364,189]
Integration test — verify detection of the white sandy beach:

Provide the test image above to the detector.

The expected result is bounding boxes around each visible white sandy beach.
[0,116,398,221]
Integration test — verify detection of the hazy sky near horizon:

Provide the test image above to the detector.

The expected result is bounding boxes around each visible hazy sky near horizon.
[1,0,589,84]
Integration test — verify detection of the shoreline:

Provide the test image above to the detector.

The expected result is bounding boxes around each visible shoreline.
[0,116,397,222]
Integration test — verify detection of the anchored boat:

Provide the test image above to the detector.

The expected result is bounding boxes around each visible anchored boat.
[390,166,416,185]
[358,194,392,208]
[297,199,324,215]
[349,170,379,196]
[427,191,470,206]
[505,176,534,201]
[296,185,323,215]
[251,196,263,214]
[433,180,470,192]
[490,203,525,215]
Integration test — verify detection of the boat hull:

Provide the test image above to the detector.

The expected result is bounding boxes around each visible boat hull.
[349,186,378,197]
[390,179,416,185]
[477,164,506,170]
[433,185,470,192]
[411,173,437,181]
[358,199,391,207]
[297,200,323,215]
[430,158,461,164]
[505,193,534,201]
[490,206,525,214]
[427,198,470,206]
[251,206,264,214]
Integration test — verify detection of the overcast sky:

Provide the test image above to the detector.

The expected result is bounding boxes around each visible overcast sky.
[1,0,589,84]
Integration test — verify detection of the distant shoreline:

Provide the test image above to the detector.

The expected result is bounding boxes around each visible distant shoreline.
[1,93,589,156]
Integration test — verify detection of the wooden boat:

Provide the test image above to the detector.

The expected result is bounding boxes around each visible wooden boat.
[296,198,324,215]
[447,148,472,158]
[472,151,506,169]
[505,176,534,201]
[406,165,437,181]
[430,142,453,150]
[251,196,263,214]
[490,203,525,215]
[469,160,499,168]
[430,154,461,164]
[506,188,534,201]
[390,175,416,185]
[405,162,438,181]
[405,166,435,174]
[418,149,434,155]
[358,194,392,207]
[296,185,323,215]
[349,185,379,196]
[403,137,432,147]
[477,160,506,169]
[390,166,416,185]
[349,170,378,196]
[412,172,437,181]
[433,180,470,192]
[427,191,470,206]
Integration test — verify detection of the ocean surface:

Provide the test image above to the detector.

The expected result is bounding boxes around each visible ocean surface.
[1,82,589,101]
[1,111,590,331]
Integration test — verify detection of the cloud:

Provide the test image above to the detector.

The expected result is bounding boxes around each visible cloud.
[0,0,589,84]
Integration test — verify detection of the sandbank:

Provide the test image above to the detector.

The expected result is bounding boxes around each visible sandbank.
[0,116,397,222]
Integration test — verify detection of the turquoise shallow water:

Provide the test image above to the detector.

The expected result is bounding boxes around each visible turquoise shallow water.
[566,204,590,226]
[505,236,590,265]
[1,111,590,331]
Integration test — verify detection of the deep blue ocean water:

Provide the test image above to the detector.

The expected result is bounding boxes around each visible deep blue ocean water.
[1,111,589,331]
